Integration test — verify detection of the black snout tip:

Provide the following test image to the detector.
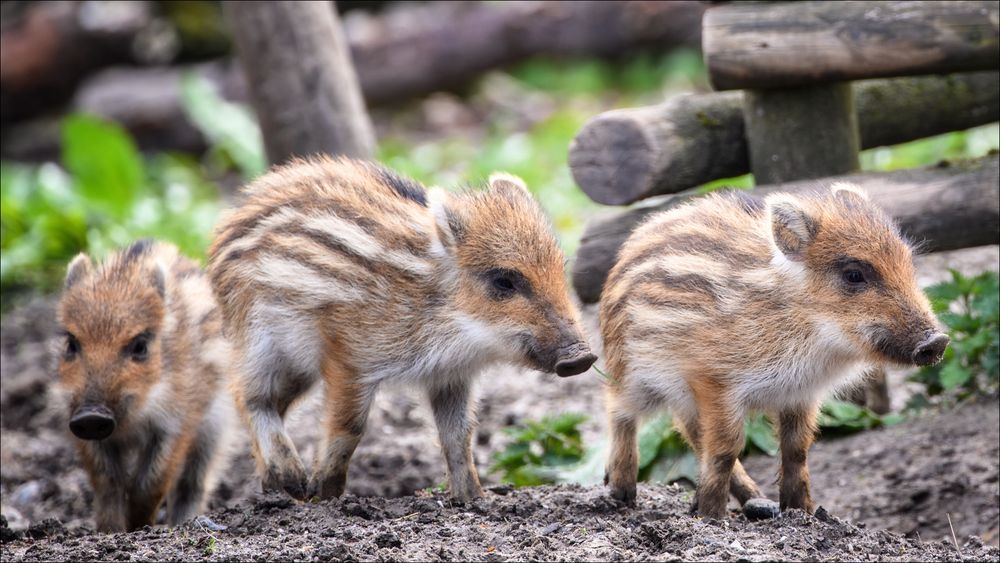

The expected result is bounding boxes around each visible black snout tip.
[912,333,950,367]
[69,407,116,440]
[555,353,598,378]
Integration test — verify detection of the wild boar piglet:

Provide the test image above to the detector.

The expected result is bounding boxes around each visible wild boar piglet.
[208,157,595,501]
[601,184,947,518]
[57,241,234,532]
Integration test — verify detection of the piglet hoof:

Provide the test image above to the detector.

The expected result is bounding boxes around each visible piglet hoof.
[743,498,780,520]
[307,473,347,501]
[263,464,309,501]
[609,483,637,507]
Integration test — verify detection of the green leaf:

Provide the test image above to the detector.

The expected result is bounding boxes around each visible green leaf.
[180,73,266,179]
[61,114,144,219]
[939,361,972,390]
[824,400,864,422]
[637,415,674,469]
[744,414,779,456]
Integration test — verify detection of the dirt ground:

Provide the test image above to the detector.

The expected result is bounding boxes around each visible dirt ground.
[4,484,998,562]
[1,246,998,561]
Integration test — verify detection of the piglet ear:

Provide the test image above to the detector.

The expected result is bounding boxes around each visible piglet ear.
[64,253,92,289]
[488,172,531,199]
[151,262,167,299]
[767,195,816,260]
[831,182,870,204]
[428,187,467,251]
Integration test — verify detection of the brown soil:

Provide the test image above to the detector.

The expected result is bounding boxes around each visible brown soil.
[4,485,998,562]
[2,246,998,561]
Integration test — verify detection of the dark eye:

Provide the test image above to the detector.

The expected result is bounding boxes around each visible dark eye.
[493,275,515,293]
[485,268,527,299]
[125,332,152,362]
[842,268,866,285]
[64,334,80,360]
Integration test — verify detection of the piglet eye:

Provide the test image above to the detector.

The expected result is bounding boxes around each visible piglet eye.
[493,275,515,292]
[843,268,866,285]
[125,332,152,362]
[485,268,527,300]
[64,334,80,360]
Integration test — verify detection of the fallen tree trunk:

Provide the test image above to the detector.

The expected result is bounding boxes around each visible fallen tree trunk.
[0,1,704,126]
[703,0,1000,90]
[572,155,1000,303]
[347,0,704,105]
[569,72,1000,205]
[0,1,159,123]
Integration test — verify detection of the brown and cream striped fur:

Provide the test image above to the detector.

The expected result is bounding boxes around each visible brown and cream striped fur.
[57,241,234,531]
[208,157,595,502]
[600,185,948,518]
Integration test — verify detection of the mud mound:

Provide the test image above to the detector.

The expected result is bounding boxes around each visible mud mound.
[745,400,1000,546]
[3,484,997,562]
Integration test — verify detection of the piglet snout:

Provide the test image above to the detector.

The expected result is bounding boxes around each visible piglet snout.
[554,346,597,377]
[69,405,116,441]
[912,332,949,367]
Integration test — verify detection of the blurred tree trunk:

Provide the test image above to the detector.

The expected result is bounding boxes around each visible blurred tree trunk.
[214,2,375,164]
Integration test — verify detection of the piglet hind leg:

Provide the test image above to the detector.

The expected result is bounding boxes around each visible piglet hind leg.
[605,411,639,506]
[308,355,374,500]
[428,379,483,502]
[238,366,315,500]
[778,403,819,513]
[673,412,764,512]
[691,387,745,519]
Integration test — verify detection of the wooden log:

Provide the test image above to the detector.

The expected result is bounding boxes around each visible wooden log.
[743,83,861,185]
[1,1,704,125]
[0,1,157,123]
[569,72,1000,205]
[223,1,375,164]
[571,155,1000,303]
[703,0,1000,91]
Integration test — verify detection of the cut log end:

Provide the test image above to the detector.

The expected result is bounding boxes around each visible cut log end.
[569,114,658,206]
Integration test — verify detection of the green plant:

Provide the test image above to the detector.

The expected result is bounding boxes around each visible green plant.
[908,270,1000,407]
[180,73,266,180]
[1,114,221,308]
[490,412,587,486]
[817,400,903,435]
[495,397,900,489]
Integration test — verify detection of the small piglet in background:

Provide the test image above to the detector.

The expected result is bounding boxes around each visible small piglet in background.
[208,157,595,502]
[57,241,234,531]
[601,184,948,518]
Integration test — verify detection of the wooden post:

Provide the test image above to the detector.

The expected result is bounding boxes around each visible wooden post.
[743,83,860,185]
[223,1,375,165]
[742,76,883,405]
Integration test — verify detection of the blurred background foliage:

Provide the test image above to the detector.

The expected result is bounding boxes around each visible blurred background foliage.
[3,47,997,308]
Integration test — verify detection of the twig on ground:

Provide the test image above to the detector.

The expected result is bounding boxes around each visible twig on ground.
[946,513,962,556]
